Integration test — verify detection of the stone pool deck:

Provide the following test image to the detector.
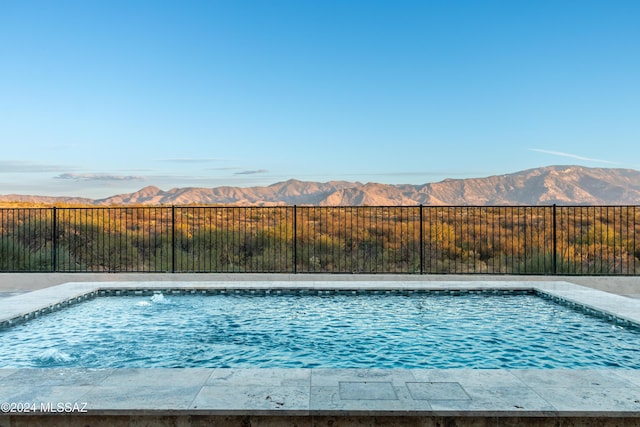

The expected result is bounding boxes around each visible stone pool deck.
[1,367,640,425]
[0,278,639,426]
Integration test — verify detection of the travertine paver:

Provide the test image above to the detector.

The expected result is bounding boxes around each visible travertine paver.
[0,385,93,405]
[511,369,640,415]
[525,386,640,414]
[0,369,17,381]
[80,368,212,411]
[309,383,422,414]
[338,382,398,400]
[0,368,113,386]
[82,385,203,411]
[408,369,557,415]
[98,368,212,388]
[614,369,640,387]
[310,368,416,387]
[426,385,557,415]
[206,368,310,387]
[406,382,471,401]
[510,369,636,389]
[191,385,309,413]
[308,369,429,414]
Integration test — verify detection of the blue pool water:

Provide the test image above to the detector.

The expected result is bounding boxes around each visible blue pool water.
[0,291,638,369]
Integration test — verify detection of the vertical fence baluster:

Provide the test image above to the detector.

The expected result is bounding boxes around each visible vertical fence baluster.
[552,204,557,275]
[292,205,297,273]
[52,207,57,272]
[419,205,423,274]
[171,206,176,273]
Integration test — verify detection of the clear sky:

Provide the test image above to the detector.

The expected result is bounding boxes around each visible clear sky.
[1,0,639,198]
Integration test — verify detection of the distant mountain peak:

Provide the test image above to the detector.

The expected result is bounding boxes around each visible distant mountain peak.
[1,165,639,206]
[139,185,162,192]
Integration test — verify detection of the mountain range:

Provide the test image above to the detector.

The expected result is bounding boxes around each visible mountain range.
[2,165,640,206]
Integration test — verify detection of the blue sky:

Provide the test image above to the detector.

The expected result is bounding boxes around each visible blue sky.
[1,0,639,198]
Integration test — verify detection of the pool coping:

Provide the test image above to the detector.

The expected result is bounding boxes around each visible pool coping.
[1,280,639,418]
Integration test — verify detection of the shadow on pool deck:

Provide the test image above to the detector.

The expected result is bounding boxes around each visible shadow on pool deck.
[0,292,24,299]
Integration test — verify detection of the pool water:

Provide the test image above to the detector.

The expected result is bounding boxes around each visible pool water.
[0,292,638,369]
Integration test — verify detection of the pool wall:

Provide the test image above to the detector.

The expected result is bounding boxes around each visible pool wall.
[2,272,639,297]
[1,279,639,426]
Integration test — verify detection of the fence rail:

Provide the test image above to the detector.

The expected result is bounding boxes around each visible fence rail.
[1,205,638,274]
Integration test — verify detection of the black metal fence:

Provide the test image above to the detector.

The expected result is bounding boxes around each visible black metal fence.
[1,205,638,274]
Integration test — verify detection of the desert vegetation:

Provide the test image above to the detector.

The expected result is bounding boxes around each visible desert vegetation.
[0,205,638,274]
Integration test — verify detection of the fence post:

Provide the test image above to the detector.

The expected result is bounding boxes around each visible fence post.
[419,204,424,274]
[293,205,297,274]
[171,205,176,273]
[52,206,57,272]
[552,204,557,275]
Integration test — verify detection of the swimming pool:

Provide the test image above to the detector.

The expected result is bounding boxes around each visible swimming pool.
[1,285,639,369]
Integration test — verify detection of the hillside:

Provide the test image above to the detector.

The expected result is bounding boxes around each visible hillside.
[1,166,640,206]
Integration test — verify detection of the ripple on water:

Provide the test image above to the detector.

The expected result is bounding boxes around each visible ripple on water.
[0,292,639,369]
